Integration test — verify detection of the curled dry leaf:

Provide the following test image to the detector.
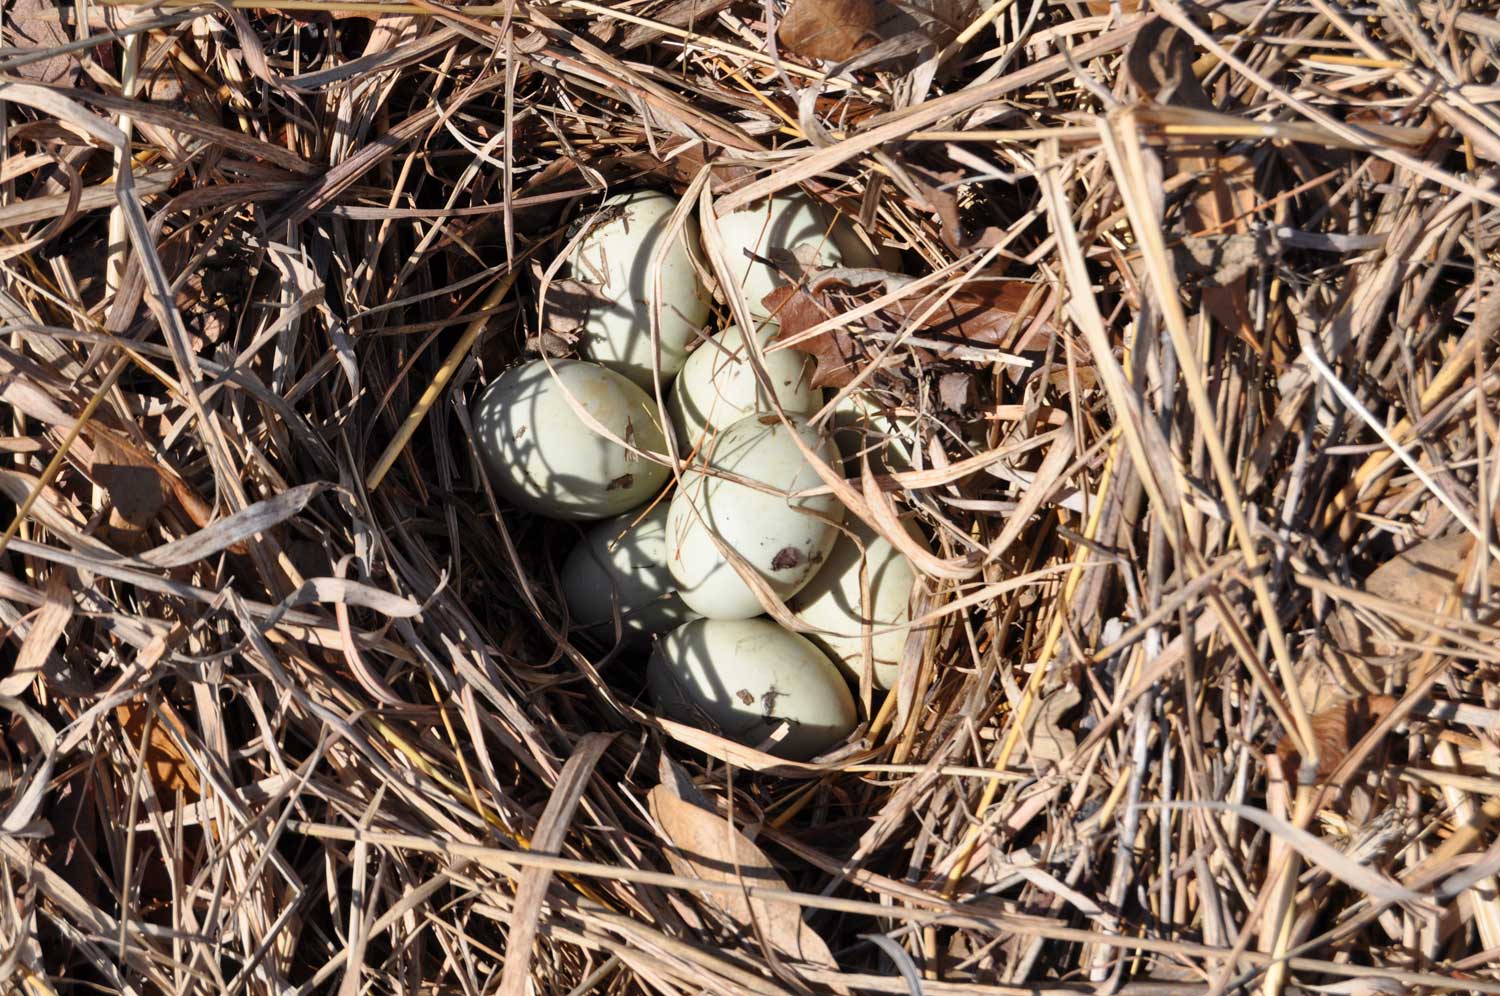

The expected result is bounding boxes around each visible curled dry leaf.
[92,430,166,532]
[1028,682,1080,763]
[533,274,607,357]
[88,428,233,554]
[648,766,840,975]
[1126,17,1211,109]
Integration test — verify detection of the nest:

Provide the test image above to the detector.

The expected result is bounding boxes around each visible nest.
[2,0,1499,993]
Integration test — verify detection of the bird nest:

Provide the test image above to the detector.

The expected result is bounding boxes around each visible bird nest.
[1,0,1499,993]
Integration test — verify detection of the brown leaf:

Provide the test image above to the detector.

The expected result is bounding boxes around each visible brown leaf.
[919,280,1054,351]
[1085,0,1141,12]
[1275,695,1397,780]
[6,0,81,86]
[1126,18,1210,109]
[92,430,166,531]
[765,276,1055,389]
[115,699,201,798]
[763,284,863,389]
[649,772,839,973]
[778,0,881,62]
[1128,19,1261,343]
[1347,532,1500,658]
[937,371,972,412]
[905,165,1007,252]
[89,428,240,554]
[533,273,608,356]
[1028,682,1080,763]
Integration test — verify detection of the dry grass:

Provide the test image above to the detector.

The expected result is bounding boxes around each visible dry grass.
[2,0,1500,993]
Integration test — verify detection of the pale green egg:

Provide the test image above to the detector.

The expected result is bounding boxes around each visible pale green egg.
[567,190,710,388]
[472,360,669,520]
[791,523,917,690]
[649,617,856,760]
[560,503,697,642]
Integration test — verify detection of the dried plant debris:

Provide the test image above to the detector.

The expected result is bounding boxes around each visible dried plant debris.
[765,274,1051,389]
[1,1,1499,994]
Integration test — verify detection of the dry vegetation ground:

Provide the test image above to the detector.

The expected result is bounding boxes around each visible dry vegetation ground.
[1,0,1499,993]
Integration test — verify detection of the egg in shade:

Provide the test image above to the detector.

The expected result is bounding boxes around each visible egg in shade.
[648,618,856,760]
[565,190,711,388]
[666,322,818,447]
[824,211,903,272]
[560,503,696,642]
[472,359,669,520]
[791,523,917,690]
[666,413,843,619]
[831,390,917,477]
[714,193,842,320]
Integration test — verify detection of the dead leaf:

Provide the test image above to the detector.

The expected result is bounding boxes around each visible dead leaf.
[780,0,980,67]
[1126,17,1210,109]
[921,280,1054,351]
[649,762,840,974]
[765,276,1053,389]
[1028,683,1080,763]
[763,284,862,389]
[115,698,201,798]
[92,430,166,532]
[5,0,81,86]
[904,164,1007,252]
[937,371,972,412]
[1128,18,1260,344]
[778,0,880,62]
[1085,0,1141,12]
[1175,232,1263,288]
[533,272,609,357]
[88,428,233,553]
[1275,695,1397,780]
[1346,532,1500,658]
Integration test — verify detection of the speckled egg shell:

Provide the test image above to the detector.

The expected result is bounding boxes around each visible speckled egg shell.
[665,413,843,619]
[472,360,669,520]
[649,617,856,760]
